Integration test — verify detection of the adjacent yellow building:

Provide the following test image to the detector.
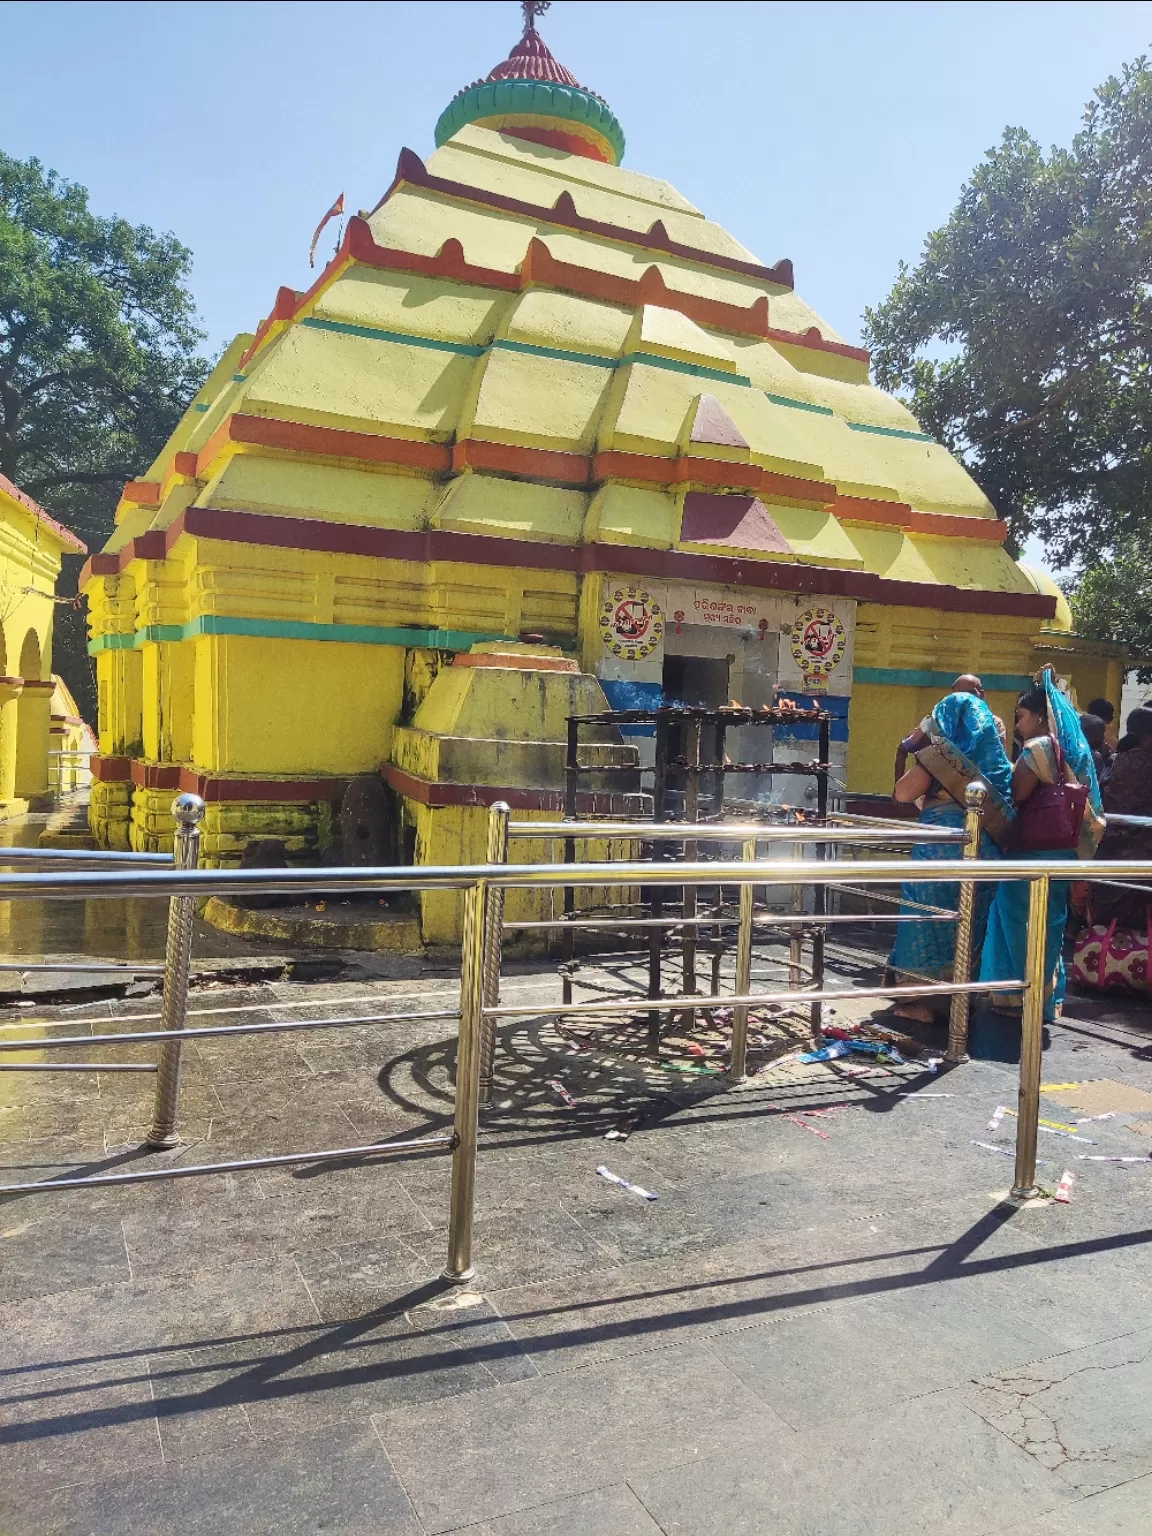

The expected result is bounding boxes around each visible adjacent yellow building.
[81,12,1120,933]
[0,473,87,817]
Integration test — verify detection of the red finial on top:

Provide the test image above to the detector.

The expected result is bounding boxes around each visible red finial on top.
[486,3,580,88]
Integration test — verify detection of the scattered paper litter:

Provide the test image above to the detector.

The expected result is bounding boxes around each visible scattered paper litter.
[1040,1082,1083,1092]
[756,1050,805,1073]
[1074,1113,1115,1124]
[925,1057,942,1074]
[1075,1155,1152,1163]
[1054,1170,1075,1204]
[595,1165,657,1200]
[987,1106,1008,1132]
[897,1092,954,1098]
[1000,1107,1091,1140]
[786,1116,830,1139]
[971,1140,1051,1163]
[768,1104,831,1139]
[547,1079,578,1109]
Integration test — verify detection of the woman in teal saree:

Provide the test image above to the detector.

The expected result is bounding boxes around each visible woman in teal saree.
[887,692,1015,1023]
[979,669,1104,1022]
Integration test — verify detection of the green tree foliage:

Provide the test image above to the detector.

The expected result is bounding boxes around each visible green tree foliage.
[1071,539,1152,678]
[0,151,209,714]
[863,56,1152,602]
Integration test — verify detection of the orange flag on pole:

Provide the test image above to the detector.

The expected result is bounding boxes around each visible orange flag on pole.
[309,192,345,268]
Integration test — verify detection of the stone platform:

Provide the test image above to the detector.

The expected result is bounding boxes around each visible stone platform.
[0,954,1150,1534]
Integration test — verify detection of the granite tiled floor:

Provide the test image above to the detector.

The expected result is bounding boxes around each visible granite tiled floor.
[2,953,1152,1534]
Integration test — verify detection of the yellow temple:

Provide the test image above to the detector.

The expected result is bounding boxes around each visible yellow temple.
[0,474,86,818]
[81,6,1121,937]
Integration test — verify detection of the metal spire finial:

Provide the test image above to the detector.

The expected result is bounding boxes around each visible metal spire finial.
[522,0,550,35]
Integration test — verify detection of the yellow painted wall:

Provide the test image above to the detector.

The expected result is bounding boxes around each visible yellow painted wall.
[190,634,405,777]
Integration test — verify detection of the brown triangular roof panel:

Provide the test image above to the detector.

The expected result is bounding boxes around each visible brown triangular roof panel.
[679,491,793,555]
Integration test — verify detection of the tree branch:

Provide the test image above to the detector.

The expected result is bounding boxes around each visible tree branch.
[23,468,135,494]
[981,370,1086,440]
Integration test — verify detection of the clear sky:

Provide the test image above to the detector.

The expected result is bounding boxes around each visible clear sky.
[3,0,1151,560]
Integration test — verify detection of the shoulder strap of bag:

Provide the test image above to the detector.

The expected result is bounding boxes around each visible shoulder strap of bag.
[1050,733,1066,780]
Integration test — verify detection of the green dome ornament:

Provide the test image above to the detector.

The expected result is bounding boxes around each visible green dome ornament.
[434,1,626,166]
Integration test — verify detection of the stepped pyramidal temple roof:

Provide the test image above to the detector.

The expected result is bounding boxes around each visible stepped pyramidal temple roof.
[94,0,1045,620]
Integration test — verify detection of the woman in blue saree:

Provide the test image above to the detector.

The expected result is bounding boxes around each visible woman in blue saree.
[887,692,1015,1023]
[979,668,1104,1022]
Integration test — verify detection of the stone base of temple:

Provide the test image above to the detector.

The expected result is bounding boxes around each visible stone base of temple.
[0,799,30,824]
[202,896,422,952]
[89,780,132,851]
[89,777,340,863]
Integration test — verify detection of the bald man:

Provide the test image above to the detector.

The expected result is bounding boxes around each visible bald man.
[893,674,1003,785]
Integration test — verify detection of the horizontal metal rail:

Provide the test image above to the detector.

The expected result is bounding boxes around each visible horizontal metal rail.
[484,978,1023,1020]
[0,845,173,866]
[825,883,958,918]
[6,855,1152,899]
[503,911,954,931]
[1108,814,1152,829]
[0,1061,156,1072]
[507,821,968,845]
[0,1006,463,1054]
[0,1132,455,1196]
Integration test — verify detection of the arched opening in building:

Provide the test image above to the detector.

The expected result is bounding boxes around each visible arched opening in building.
[14,628,49,801]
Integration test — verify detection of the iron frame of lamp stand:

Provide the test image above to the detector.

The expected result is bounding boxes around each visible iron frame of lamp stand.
[483,784,986,1096]
[563,705,835,1044]
[3,842,1152,1267]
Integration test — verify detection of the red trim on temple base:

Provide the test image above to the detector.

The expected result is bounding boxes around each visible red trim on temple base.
[450,652,578,672]
[91,756,131,782]
[181,770,349,804]
[95,755,349,802]
[131,760,181,790]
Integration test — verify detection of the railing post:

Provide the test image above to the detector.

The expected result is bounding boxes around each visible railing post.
[788,837,804,986]
[946,782,986,1064]
[729,835,757,1081]
[1011,873,1049,1200]
[444,878,487,1283]
[146,793,205,1149]
[478,802,509,1106]
[681,718,702,998]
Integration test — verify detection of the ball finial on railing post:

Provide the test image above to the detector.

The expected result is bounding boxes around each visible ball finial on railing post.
[171,792,206,829]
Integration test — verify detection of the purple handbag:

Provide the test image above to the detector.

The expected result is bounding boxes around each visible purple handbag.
[1015,738,1088,851]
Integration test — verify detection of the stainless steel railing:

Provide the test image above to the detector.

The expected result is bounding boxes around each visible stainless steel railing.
[488,788,984,1083]
[0,795,478,1282]
[0,839,172,997]
[1,791,1150,1275]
